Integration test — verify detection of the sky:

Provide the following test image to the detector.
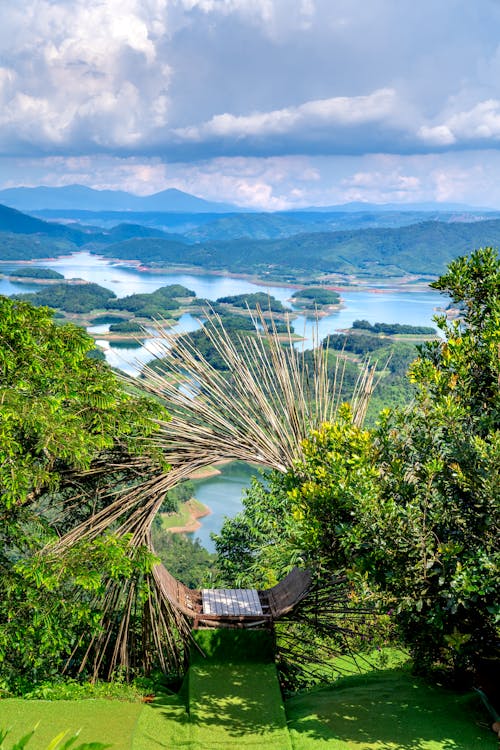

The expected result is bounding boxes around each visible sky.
[2,0,500,209]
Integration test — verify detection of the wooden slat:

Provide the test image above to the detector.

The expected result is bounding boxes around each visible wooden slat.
[201,588,263,616]
[154,562,310,625]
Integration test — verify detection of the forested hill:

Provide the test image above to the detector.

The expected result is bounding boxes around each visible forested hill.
[0,202,86,242]
[98,217,500,277]
[3,199,500,278]
[0,202,185,258]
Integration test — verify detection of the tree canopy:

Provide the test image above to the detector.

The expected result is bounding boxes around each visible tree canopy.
[0,297,166,688]
[215,247,500,682]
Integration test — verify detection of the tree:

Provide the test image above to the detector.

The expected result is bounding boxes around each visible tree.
[352,247,499,679]
[214,248,499,682]
[0,297,166,689]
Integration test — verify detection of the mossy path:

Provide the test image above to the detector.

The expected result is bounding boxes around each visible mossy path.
[187,630,292,749]
[0,633,496,749]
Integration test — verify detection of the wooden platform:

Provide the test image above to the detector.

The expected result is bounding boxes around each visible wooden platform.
[153,564,312,627]
[202,589,263,616]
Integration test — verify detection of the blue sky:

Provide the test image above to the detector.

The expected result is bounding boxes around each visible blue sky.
[2,0,500,209]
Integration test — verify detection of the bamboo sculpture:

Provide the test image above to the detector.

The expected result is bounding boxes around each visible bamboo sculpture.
[52,308,376,679]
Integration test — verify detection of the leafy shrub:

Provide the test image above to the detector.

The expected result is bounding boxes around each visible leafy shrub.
[0,727,108,750]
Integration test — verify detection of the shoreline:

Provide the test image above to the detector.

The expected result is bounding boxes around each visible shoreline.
[0,253,438,294]
[163,498,212,534]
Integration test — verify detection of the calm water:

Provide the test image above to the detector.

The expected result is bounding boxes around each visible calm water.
[4,251,445,543]
[41,251,295,303]
[94,313,202,376]
[0,274,40,296]
[189,463,263,552]
[36,251,443,354]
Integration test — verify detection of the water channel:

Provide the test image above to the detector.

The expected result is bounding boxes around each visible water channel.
[2,251,445,550]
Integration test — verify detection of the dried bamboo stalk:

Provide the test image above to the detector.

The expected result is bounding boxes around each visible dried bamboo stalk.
[47,308,375,677]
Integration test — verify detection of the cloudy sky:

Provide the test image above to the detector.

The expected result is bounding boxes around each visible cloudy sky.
[2,0,500,209]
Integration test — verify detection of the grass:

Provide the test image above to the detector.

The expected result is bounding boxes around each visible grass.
[160,498,209,531]
[187,630,292,748]
[0,637,496,749]
[286,669,496,749]
[189,662,292,749]
[0,699,143,749]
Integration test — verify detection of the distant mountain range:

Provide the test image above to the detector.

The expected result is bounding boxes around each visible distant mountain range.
[0,184,496,215]
[0,202,181,258]
[295,200,498,213]
[3,198,500,280]
[0,184,241,213]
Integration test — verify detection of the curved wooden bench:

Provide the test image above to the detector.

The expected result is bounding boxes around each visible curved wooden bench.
[153,563,311,628]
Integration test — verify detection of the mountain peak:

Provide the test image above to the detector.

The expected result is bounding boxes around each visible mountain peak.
[0,184,242,213]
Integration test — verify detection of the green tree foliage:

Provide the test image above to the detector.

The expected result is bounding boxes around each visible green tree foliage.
[359,247,499,676]
[214,407,378,587]
[13,283,116,313]
[215,248,499,681]
[10,267,65,280]
[352,319,436,335]
[216,292,287,313]
[342,249,498,677]
[0,297,166,687]
[97,217,500,277]
[291,287,340,307]
[107,285,194,316]
[151,529,217,588]
[159,480,195,512]
[214,472,291,588]
[109,320,143,333]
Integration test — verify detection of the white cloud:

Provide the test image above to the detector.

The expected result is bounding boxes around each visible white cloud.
[2,0,500,177]
[174,88,398,141]
[0,0,171,152]
[418,99,500,147]
[345,171,420,191]
[418,125,456,147]
[3,150,500,209]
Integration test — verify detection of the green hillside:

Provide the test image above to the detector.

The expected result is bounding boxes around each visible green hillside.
[98,217,500,277]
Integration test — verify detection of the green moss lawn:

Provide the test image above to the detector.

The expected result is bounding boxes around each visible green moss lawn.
[0,651,495,750]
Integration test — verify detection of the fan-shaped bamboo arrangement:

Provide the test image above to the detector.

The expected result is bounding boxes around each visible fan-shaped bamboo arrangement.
[52,308,376,679]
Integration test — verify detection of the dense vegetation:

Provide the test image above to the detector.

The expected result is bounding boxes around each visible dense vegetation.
[0,246,497,703]
[107,284,194,317]
[352,319,436,335]
[215,248,500,684]
[9,267,64,279]
[13,282,117,313]
[151,531,217,589]
[95,217,500,278]
[0,298,166,690]
[216,292,288,313]
[109,320,144,333]
[291,287,340,307]
[4,195,500,283]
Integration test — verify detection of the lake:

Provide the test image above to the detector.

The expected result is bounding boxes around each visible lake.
[3,251,445,546]
[189,463,263,552]
[38,251,443,364]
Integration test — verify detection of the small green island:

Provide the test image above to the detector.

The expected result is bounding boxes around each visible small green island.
[290,286,341,311]
[7,266,65,281]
